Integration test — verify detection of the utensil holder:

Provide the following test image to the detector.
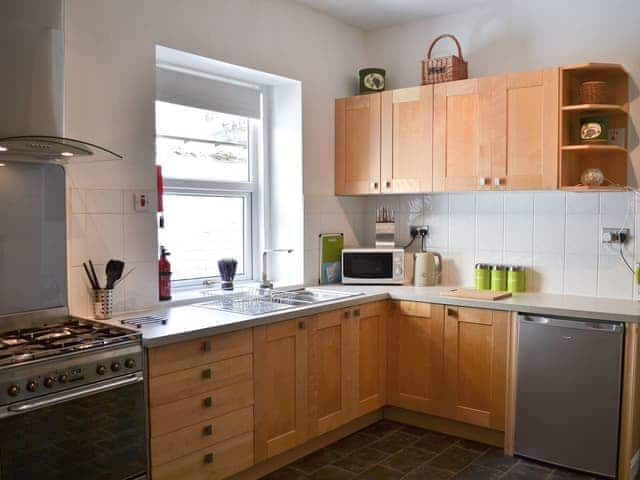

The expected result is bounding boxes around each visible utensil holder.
[94,289,114,320]
[375,222,395,248]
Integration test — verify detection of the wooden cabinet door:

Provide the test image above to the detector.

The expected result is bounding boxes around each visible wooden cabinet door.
[355,302,387,415]
[491,68,559,190]
[387,301,445,415]
[443,307,508,431]
[381,86,433,193]
[254,317,309,461]
[308,309,357,436]
[335,94,381,195]
[433,78,505,191]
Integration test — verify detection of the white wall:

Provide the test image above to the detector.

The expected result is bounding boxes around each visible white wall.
[356,0,640,299]
[64,0,366,315]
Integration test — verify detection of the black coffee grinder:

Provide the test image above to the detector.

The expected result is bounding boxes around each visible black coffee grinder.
[217,258,238,290]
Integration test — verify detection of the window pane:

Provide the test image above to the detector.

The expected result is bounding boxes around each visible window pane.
[155,101,250,182]
[158,195,247,281]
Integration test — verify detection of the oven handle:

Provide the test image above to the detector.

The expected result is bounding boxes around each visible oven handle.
[1,372,143,418]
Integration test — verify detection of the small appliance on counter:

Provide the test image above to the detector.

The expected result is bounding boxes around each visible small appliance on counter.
[342,248,405,285]
[218,258,238,291]
[414,252,442,287]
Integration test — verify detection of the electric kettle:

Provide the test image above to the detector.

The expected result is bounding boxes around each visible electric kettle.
[414,252,442,286]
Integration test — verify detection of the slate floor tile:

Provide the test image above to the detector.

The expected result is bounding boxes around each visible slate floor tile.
[549,467,594,479]
[361,420,404,438]
[455,439,491,453]
[502,460,553,479]
[261,466,308,480]
[472,448,519,472]
[370,432,418,454]
[307,465,355,480]
[413,431,458,453]
[329,432,379,455]
[382,446,436,473]
[429,446,480,472]
[400,425,430,437]
[403,463,454,480]
[333,447,390,474]
[291,448,345,474]
[356,465,404,480]
[452,465,503,480]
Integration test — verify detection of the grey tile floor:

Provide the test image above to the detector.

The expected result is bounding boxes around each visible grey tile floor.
[261,420,599,480]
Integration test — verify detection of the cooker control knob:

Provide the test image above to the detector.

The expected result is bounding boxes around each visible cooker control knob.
[44,377,55,388]
[58,374,68,384]
[125,359,135,369]
[26,380,38,392]
[111,362,121,372]
[7,385,19,396]
[96,365,107,375]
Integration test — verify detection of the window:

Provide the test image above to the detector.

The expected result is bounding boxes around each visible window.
[156,100,260,286]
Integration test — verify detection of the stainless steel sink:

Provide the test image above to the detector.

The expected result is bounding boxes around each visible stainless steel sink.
[195,287,362,315]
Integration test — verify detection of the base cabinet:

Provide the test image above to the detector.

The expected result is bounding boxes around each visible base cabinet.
[356,302,387,415]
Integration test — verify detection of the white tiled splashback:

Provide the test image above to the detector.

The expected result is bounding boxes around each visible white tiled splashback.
[305,191,640,300]
[68,188,159,317]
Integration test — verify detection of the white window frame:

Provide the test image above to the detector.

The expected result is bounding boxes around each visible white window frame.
[158,110,262,290]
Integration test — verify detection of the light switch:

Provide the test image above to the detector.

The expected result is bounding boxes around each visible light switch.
[134,193,150,212]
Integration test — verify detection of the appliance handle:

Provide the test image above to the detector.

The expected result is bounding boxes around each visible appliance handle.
[519,315,623,333]
[2,372,143,417]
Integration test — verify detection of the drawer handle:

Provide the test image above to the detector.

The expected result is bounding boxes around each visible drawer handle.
[203,396,212,408]
[447,308,457,317]
[202,340,211,353]
[202,368,212,380]
[204,452,214,464]
[343,310,351,319]
[203,424,213,436]
[298,320,306,330]
[353,308,360,318]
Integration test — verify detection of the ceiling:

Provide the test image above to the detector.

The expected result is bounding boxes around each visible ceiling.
[295,0,489,30]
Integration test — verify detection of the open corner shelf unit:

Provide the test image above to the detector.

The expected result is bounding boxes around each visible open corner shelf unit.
[559,63,629,190]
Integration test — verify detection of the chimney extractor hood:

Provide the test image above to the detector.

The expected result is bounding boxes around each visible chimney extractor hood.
[0,2,122,166]
[0,136,123,165]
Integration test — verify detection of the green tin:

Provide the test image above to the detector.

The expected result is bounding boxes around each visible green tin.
[507,266,526,293]
[491,265,507,292]
[475,263,491,290]
[359,68,386,94]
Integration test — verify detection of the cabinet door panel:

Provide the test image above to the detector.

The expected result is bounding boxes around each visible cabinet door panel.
[308,310,356,436]
[444,307,508,430]
[381,86,433,193]
[356,302,387,415]
[335,95,381,195]
[254,318,309,461]
[493,68,559,190]
[387,302,445,415]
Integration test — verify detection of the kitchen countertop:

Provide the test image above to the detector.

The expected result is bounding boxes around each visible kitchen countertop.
[99,285,640,348]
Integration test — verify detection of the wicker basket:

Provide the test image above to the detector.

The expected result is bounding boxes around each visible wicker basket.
[422,34,468,85]
[579,81,609,104]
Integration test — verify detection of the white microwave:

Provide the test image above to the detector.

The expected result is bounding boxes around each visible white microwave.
[342,248,405,285]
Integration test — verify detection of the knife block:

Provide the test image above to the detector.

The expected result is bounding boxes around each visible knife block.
[375,222,395,248]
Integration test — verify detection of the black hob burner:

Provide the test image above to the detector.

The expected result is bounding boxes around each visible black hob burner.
[0,319,138,367]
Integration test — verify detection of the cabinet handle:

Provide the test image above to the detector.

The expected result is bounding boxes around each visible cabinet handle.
[372,181,379,190]
[204,453,214,464]
[203,424,213,436]
[202,340,211,352]
[478,177,488,186]
[353,308,361,318]
[298,320,306,330]
[385,181,391,189]
[494,177,503,186]
[447,308,457,317]
[343,310,351,319]
[202,368,212,380]
[203,396,213,408]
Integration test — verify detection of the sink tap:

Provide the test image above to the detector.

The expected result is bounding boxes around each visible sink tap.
[260,249,293,289]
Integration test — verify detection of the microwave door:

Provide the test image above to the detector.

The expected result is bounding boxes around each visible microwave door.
[344,253,393,279]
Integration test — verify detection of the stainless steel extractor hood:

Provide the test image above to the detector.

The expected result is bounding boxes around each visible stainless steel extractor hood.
[0,0,122,165]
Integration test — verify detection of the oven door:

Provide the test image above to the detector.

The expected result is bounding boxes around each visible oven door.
[0,372,147,480]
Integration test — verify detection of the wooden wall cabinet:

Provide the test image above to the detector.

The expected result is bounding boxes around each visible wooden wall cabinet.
[335,94,381,195]
[443,306,508,431]
[387,301,445,416]
[254,317,310,462]
[381,86,433,193]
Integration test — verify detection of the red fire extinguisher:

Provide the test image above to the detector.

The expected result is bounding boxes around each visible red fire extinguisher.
[159,246,172,301]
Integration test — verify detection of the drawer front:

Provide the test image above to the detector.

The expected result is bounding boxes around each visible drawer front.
[151,406,253,466]
[148,329,253,378]
[149,354,253,407]
[150,380,253,437]
[152,432,254,480]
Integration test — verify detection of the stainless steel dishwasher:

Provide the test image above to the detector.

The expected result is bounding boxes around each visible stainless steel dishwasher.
[515,314,624,478]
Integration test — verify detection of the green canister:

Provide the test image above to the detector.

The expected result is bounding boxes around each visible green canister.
[491,265,507,292]
[507,266,526,293]
[474,263,491,290]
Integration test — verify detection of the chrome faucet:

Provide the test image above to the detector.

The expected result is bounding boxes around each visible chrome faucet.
[260,249,293,289]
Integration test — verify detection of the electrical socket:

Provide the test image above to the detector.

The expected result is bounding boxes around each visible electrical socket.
[602,227,630,244]
[410,225,429,238]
